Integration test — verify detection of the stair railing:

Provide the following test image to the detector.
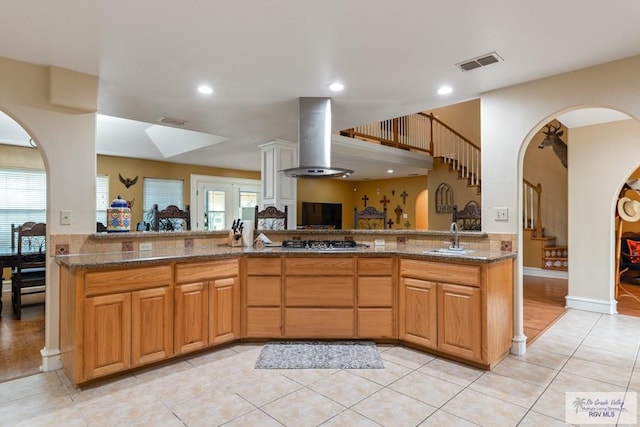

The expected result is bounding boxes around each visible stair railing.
[343,112,481,186]
[523,179,543,238]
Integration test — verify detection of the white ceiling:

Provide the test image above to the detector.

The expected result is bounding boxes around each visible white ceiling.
[0,1,639,180]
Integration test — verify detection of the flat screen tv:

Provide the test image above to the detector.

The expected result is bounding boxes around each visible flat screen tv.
[301,202,342,229]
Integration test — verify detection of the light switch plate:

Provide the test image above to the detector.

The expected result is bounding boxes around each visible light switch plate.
[494,207,508,221]
[60,210,72,225]
[374,239,385,246]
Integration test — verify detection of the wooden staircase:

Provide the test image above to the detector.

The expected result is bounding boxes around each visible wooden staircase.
[342,113,566,271]
[523,179,568,271]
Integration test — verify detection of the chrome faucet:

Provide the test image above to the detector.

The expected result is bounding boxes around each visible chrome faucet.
[449,221,462,250]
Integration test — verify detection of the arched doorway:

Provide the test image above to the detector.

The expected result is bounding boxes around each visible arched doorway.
[0,110,47,382]
[516,107,639,350]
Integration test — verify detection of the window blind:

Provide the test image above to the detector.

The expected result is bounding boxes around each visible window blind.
[142,178,184,223]
[0,168,47,248]
[96,174,109,225]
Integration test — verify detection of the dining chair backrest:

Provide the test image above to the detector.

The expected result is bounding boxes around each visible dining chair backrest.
[12,222,46,319]
[153,204,191,231]
[254,205,288,230]
[11,221,36,251]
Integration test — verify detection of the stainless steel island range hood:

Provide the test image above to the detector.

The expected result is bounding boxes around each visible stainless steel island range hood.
[282,97,354,179]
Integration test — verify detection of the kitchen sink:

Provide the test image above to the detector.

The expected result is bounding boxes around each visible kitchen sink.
[424,248,475,255]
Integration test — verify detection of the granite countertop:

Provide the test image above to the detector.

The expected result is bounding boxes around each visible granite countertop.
[55,243,516,270]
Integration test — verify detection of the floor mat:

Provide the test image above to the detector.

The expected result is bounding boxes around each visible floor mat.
[254,341,385,369]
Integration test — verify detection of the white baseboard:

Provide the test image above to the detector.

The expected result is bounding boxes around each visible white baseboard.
[565,295,617,314]
[523,267,568,279]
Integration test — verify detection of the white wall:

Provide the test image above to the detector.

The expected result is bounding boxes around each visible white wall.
[482,55,640,316]
[0,56,97,370]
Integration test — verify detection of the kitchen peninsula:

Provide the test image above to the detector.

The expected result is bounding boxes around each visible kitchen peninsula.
[56,229,515,386]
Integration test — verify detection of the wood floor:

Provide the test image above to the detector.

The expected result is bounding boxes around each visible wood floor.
[0,291,45,383]
[0,277,638,384]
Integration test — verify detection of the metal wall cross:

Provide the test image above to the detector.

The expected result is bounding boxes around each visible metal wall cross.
[400,191,409,204]
[379,195,390,209]
[362,194,369,207]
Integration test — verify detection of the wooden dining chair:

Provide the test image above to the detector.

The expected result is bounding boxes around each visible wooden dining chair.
[152,204,191,231]
[254,205,288,230]
[354,206,388,229]
[11,222,46,319]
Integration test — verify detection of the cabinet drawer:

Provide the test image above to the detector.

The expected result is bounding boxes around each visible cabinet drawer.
[175,258,238,283]
[246,308,282,337]
[246,276,281,306]
[285,308,354,337]
[358,276,394,307]
[285,276,354,307]
[400,259,480,287]
[246,257,281,276]
[85,265,171,296]
[358,308,395,338]
[285,257,354,276]
[358,257,394,276]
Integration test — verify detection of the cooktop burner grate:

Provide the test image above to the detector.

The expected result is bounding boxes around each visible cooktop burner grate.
[281,240,358,250]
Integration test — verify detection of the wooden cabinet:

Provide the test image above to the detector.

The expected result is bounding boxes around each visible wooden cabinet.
[174,258,240,354]
[84,292,131,380]
[399,277,437,348]
[284,257,355,337]
[174,281,208,354]
[438,283,481,360]
[132,286,173,366]
[62,264,172,384]
[357,257,395,338]
[245,257,282,337]
[399,257,512,368]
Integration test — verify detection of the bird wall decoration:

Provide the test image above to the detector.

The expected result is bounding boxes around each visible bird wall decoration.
[119,174,138,188]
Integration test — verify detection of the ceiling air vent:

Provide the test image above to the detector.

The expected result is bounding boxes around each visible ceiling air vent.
[158,116,188,127]
[456,52,502,72]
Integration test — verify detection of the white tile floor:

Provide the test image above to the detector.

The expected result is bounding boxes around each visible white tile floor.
[1,309,639,426]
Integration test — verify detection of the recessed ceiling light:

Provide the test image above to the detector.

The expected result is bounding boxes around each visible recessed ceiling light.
[329,82,344,92]
[437,86,452,95]
[387,169,394,174]
[198,85,213,95]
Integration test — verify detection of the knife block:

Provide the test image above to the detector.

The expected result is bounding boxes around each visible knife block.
[228,230,243,247]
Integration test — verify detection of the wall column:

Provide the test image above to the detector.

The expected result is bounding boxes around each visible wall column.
[259,140,297,229]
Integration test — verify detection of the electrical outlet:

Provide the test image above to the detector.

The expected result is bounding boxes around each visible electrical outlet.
[60,210,72,225]
[374,239,385,246]
[494,207,509,221]
[139,242,152,251]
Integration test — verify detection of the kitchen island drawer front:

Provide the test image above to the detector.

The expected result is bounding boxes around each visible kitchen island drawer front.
[400,259,480,287]
[246,276,281,306]
[175,258,239,284]
[285,308,354,337]
[285,276,354,307]
[358,257,394,276]
[284,257,354,276]
[358,276,394,307]
[85,265,171,296]
[246,257,281,276]
[358,308,395,338]
[246,308,282,337]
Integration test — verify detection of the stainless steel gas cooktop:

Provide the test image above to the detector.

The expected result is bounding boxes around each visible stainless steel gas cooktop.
[281,240,365,250]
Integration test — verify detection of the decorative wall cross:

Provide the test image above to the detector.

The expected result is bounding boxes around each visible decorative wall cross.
[400,191,408,204]
[386,218,394,228]
[362,194,369,207]
[395,205,403,223]
[379,195,390,209]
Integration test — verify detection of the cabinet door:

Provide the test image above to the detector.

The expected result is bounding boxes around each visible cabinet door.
[84,293,132,380]
[209,277,240,345]
[132,286,173,366]
[174,282,208,354]
[399,277,437,348]
[438,283,482,361]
